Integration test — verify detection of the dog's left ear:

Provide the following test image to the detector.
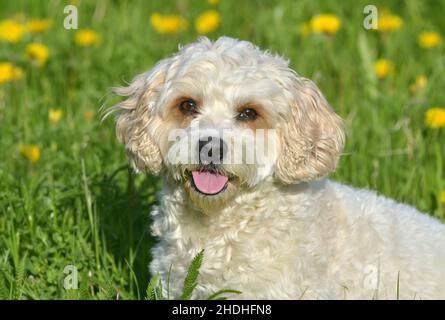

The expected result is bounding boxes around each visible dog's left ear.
[275,74,345,184]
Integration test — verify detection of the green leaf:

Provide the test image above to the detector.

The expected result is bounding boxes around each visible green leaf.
[206,289,242,300]
[104,282,118,300]
[180,250,204,300]
[146,273,159,300]
[79,272,91,300]
[0,266,9,300]
[156,276,163,300]
[13,255,26,300]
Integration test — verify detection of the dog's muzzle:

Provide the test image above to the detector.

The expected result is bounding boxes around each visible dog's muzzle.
[189,136,229,195]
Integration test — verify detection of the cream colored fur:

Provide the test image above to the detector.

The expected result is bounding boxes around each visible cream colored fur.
[111,37,445,299]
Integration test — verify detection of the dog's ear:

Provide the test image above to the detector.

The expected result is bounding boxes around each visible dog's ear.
[275,74,345,184]
[111,60,170,174]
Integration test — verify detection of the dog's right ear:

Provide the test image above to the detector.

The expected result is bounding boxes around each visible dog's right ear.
[110,59,170,174]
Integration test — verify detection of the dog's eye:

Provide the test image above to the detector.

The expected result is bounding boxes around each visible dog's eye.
[179,99,198,115]
[236,108,258,122]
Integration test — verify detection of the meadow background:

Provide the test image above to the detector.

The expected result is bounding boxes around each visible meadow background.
[0,0,444,299]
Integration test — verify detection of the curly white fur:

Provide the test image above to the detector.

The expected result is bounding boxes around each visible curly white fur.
[111,37,445,299]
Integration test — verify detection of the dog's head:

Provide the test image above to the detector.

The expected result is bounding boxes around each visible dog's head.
[111,37,344,211]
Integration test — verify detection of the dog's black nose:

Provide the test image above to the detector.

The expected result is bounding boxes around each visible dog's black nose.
[198,137,227,165]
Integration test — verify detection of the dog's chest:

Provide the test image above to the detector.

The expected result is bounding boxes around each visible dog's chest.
[150,200,319,298]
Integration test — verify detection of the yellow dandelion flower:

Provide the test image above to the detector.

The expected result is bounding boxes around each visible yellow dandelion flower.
[418,32,442,49]
[75,29,100,47]
[410,75,427,94]
[84,110,94,122]
[25,43,49,67]
[309,14,341,35]
[48,108,63,124]
[0,19,25,43]
[207,0,219,4]
[0,62,23,85]
[19,144,40,164]
[441,191,445,204]
[425,107,445,129]
[195,10,221,34]
[26,19,52,34]
[150,13,188,34]
[374,59,394,79]
[377,14,403,32]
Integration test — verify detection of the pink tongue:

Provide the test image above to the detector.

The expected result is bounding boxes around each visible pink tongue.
[191,171,228,195]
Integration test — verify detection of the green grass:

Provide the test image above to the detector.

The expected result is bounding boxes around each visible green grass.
[0,0,444,299]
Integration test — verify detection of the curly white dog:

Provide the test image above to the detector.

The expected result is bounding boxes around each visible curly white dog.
[111,37,445,299]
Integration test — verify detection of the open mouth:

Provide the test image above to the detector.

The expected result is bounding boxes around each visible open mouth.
[190,169,229,195]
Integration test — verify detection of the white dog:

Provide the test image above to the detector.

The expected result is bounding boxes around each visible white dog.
[111,37,445,299]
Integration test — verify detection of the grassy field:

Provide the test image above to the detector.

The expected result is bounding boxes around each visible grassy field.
[0,0,444,299]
